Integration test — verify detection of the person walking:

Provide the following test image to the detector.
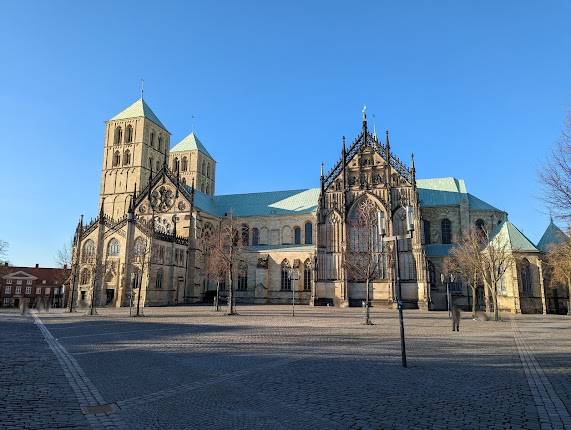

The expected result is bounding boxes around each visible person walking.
[451,306,461,331]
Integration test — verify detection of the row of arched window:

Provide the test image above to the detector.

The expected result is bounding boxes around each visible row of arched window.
[280,259,312,291]
[173,156,189,172]
[422,218,487,245]
[112,150,131,167]
[113,126,165,152]
[244,222,313,247]
[149,131,164,152]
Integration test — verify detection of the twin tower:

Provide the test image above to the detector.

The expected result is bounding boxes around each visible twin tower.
[99,98,216,219]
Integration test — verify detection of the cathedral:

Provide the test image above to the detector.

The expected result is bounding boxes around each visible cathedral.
[70,97,569,314]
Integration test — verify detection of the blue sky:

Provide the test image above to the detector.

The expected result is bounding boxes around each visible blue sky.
[1,1,570,266]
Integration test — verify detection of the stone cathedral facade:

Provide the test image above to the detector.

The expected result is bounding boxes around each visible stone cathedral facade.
[70,98,568,314]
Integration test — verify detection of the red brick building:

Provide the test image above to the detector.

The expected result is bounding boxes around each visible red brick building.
[0,263,71,309]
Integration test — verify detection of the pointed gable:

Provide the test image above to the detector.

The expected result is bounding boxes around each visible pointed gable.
[171,132,213,159]
[490,221,538,253]
[537,220,568,252]
[109,98,168,131]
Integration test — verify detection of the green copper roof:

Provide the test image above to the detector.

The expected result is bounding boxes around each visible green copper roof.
[110,98,168,130]
[537,220,567,252]
[490,221,538,252]
[417,177,501,212]
[193,188,320,217]
[170,132,213,159]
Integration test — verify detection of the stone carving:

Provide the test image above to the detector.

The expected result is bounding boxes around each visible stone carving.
[178,201,186,211]
[150,186,175,212]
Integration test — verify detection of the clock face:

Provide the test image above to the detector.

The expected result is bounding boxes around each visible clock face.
[150,185,175,213]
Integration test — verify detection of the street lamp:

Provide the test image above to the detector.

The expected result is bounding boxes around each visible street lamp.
[284,261,299,317]
[381,205,415,368]
[440,272,455,318]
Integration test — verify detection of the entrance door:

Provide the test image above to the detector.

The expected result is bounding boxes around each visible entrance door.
[106,289,115,305]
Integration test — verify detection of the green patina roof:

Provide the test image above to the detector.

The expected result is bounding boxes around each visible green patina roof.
[110,98,168,131]
[193,188,320,217]
[417,177,501,212]
[490,221,538,252]
[171,132,213,159]
[537,220,567,252]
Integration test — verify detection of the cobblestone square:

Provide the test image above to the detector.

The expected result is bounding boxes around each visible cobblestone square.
[1,306,570,429]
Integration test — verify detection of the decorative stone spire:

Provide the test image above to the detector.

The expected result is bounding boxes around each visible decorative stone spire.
[410,153,416,188]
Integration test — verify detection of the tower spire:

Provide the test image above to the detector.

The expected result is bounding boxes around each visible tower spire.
[140,78,144,100]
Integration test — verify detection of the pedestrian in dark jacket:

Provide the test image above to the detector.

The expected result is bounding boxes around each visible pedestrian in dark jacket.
[451,306,461,331]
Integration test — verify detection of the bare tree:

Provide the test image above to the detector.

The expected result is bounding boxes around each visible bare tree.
[202,213,246,315]
[201,231,227,311]
[0,240,8,265]
[132,237,152,317]
[344,199,386,325]
[447,229,485,318]
[541,115,571,220]
[55,241,72,268]
[545,234,571,314]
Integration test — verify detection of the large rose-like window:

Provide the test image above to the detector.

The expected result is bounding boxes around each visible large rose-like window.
[150,186,175,212]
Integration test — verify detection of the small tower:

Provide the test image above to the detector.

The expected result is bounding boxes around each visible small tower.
[100,98,170,218]
[168,131,216,195]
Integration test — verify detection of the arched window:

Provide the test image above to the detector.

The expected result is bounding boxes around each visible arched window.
[80,269,90,285]
[158,136,163,152]
[241,224,249,246]
[520,258,532,295]
[303,259,312,291]
[237,263,248,291]
[107,238,120,256]
[294,227,301,245]
[441,219,452,244]
[259,227,269,245]
[182,178,187,185]
[155,269,163,289]
[206,163,211,178]
[123,150,131,166]
[155,160,160,171]
[150,132,155,147]
[252,228,259,246]
[134,237,147,257]
[475,219,485,237]
[304,222,313,245]
[173,157,179,172]
[201,160,206,176]
[112,151,120,167]
[114,126,122,144]
[281,260,292,291]
[125,125,133,143]
[423,220,431,244]
[181,157,188,172]
[82,240,95,262]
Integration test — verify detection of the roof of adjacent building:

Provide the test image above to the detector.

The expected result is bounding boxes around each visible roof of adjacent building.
[416,177,501,212]
[109,98,168,131]
[0,265,70,284]
[537,219,568,252]
[170,132,213,159]
[193,188,320,217]
[190,177,500,218]
[490,221,538,252]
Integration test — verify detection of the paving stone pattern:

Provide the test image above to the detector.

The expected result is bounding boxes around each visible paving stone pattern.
[1,306,570,429]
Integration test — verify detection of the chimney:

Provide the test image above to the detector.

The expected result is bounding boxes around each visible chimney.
[35,263,39,268]
[3,262,7,267]
[63,264,68,270]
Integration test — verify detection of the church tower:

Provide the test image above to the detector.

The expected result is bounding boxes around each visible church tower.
[100,98,170,218]
[168,132,216,195]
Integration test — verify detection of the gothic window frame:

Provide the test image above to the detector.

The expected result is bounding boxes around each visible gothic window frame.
[80,268,90,285]
[123,149,131,166]
[181,156,188,172]
[107,238,120,257]
[155,269,163,289]
[150,131,155,148]
[294,226,301,245]
[82,240,95,262]
[280,259,292,291]
[423,219,431,245]
[441,218,452,244]
[173,157,180,172]
[237,263,248,291]
[303,259,312,291]
[112,150,121,167]
[241,224,249,246]
[520,258,532,295]
[252,228,259,246]
[304,222,313,245]
[158,136,163,152]
[125,124,133,143]
[114,126,122,145]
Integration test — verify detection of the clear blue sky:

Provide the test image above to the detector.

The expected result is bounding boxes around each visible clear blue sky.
[1,1,570,266]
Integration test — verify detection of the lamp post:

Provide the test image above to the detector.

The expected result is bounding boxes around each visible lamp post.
[284,261,299,317]
[381,205,415,368]
[441,272,455,318]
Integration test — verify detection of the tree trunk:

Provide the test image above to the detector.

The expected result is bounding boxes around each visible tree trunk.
[493,283,499,321]
[215,280,220,312]
[227,269,236,315]
[471,285,477,318]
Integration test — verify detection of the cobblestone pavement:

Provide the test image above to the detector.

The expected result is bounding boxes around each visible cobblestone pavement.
[1,306,570,429]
